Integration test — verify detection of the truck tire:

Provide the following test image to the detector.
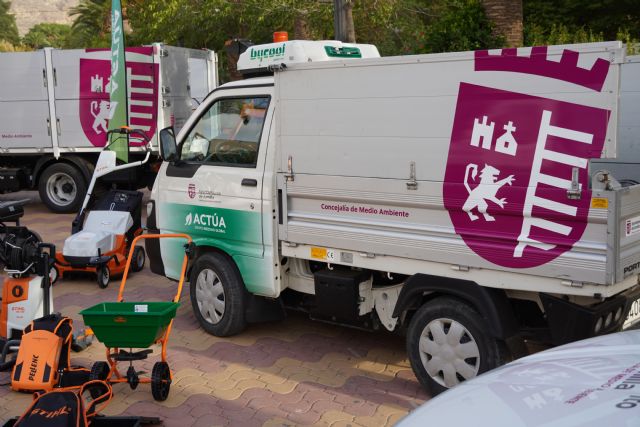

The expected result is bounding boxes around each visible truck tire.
[407,296,507,396]
[190,252,246,337]
[38,163,86,213]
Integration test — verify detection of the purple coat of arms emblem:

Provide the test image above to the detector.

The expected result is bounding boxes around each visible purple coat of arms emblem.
[444,47,611,268]
[79,47,159,147]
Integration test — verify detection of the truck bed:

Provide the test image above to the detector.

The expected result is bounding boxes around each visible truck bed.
[276,42,640,287]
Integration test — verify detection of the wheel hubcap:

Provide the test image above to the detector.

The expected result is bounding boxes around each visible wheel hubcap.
[46,172,76,206]
[418,318,480,388]
[195,268,225,324]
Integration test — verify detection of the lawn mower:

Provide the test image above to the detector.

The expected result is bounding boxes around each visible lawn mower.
[55,128,152,288]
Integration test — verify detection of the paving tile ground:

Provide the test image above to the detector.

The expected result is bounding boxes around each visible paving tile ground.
[0,191,428,426]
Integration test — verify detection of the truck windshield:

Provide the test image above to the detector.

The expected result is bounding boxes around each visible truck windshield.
[180,96,270,167]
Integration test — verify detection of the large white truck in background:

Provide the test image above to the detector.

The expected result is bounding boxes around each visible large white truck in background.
[147,39,640,395]
[0,43,217,212]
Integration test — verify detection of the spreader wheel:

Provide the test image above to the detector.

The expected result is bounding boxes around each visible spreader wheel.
[97,265,110,288]
[151,361,171,401]
[126,365,140,390]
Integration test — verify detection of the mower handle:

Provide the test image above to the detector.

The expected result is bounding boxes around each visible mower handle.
[77,129,153,217]
[106,126,152,151]
[107,126,148,137]
[37,242,56,255]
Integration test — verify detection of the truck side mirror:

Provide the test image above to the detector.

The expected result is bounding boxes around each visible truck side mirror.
[159,127,178,162]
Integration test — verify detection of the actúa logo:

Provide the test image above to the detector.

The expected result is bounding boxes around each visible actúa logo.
[184,212,226,229]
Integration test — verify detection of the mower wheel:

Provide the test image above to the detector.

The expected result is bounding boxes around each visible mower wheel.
[89,361,111,381]
[131,246,146,272]
[97,265,110,288]
[151,361,171,401]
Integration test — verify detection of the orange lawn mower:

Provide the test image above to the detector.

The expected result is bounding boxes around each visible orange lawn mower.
[80,233,192,401]
[54,128,152,288]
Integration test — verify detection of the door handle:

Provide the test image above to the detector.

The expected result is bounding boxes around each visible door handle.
[241,178,257,187]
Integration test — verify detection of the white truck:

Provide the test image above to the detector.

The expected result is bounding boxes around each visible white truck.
[0,44,217,212]
[147,39,640,395]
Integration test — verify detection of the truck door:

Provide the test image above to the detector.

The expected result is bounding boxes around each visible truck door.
[155,88,275,296]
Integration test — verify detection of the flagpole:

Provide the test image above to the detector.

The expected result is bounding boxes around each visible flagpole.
[107,0,129,163]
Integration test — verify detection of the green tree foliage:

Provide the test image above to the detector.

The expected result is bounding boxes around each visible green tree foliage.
[63,0,638,61]
[420,0,503,53]
[123,0,502,80]
[525,23,604,46]
[68,0,111,48]
[524,0,640,39]
[126,0,333,49]
[125,0,500,55]
[22,23,72,49]
[0,0,19,45]
[349,0,426,55]
[524,0,640,48]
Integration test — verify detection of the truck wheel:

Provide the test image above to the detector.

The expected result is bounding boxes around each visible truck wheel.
[190,252,246,337]
[38,163,86,213]
[407,297,507,396]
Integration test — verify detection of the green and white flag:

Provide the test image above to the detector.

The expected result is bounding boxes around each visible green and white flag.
[107,0,128,162]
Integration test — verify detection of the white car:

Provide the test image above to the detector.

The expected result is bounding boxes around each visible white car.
[397,330,640,427]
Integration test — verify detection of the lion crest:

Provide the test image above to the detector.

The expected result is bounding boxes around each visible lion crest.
[90,100,112,134]
[462,163,514,221]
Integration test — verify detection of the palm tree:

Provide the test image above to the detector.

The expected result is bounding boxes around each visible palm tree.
[481,0,523,47]
[69,0,111,45]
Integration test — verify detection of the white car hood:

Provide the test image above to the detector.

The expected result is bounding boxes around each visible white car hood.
[398,331,640,427]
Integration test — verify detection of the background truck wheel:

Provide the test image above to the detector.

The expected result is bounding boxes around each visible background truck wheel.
[131,246,146,272]
[38,163,86,213]
[407,296,508,396]
[190,252,246,337]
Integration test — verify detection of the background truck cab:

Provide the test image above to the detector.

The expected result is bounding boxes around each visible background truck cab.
[147,39,640,395]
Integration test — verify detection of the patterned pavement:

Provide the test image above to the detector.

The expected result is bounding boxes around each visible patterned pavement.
[0,192,428,426]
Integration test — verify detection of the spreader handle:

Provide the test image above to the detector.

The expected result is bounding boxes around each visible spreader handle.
[118,233,192,303]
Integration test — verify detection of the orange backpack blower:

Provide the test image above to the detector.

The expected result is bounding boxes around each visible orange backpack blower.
[11,314,90,392]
